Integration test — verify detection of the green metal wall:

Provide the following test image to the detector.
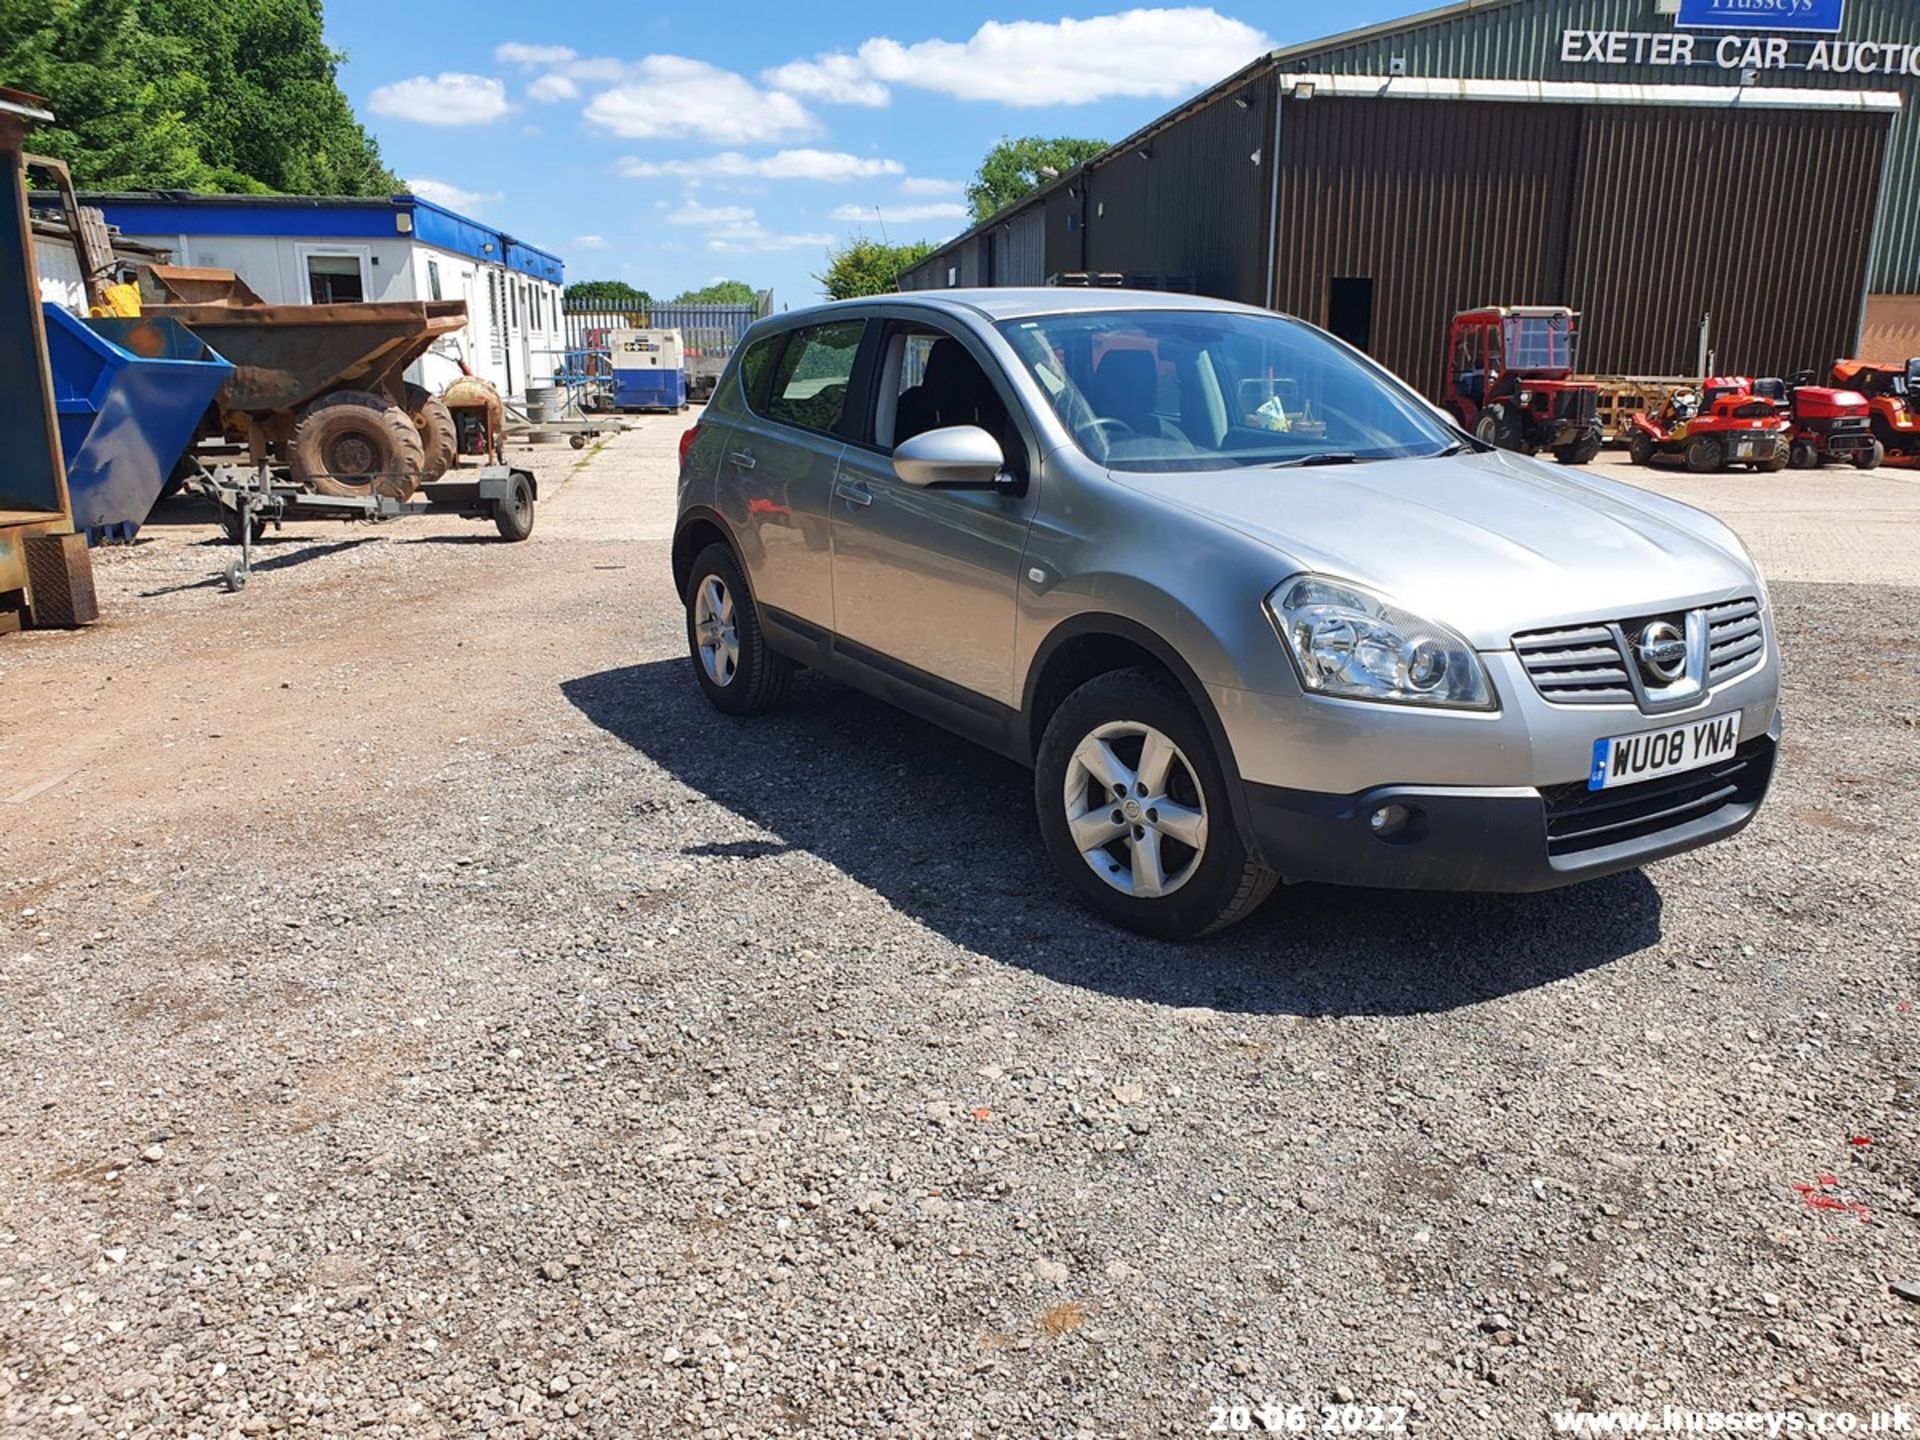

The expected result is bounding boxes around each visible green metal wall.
[1282,0,1920,293]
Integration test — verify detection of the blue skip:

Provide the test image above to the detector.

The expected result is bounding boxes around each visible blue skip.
[44,304,233,544]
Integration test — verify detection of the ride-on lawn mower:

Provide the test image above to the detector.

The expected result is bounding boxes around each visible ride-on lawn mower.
[1831,357,1919,469]
[1442,306,1603,464]
[1626,378,1791,473]
[1751,373,1878,470]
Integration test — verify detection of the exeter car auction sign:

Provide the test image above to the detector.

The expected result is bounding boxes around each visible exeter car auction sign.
[1560,25,1920,77]
[1675,0,1845,33]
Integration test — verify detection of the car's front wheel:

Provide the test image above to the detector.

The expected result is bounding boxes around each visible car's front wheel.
[1035,667,1276,940]
[684,542,791,715]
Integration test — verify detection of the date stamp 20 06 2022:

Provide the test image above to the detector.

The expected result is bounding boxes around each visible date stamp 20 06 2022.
[1207,1401,1410,1435]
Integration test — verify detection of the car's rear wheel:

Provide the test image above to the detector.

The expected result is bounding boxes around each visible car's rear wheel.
[1035,667,1275,940]
[684,542,791,715]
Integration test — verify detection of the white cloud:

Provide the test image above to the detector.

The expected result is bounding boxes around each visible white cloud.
[584,57,816,143]
[899,176,963,197]
[775,9,1270,109]
[762,53,890,107]
[706,221,834,253]
[527,73,579,103]
[617,149,903,182]
[496,42,577,67]
[407,177,501,213]
[667,199,756,227]
[573,234,608,249]
[368,72,511,126]
[829,201,969,225]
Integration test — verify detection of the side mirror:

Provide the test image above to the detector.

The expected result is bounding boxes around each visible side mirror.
[892,425,1008,490]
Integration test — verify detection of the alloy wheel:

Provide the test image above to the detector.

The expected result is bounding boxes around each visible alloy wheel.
[1062,720,1209,899]
[693,575,739,687]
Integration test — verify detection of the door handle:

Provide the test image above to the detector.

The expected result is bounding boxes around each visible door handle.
[835,480,874,508]
[731,450,757,471]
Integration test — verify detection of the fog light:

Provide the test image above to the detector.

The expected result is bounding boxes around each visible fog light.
[1369,803,1411,837]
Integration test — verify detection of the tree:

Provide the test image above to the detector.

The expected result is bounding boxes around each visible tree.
[564,279,652,312]
[671,279,756,306]
[816,238,936,301]
[0,0,397,195]
[967,136,1107,222]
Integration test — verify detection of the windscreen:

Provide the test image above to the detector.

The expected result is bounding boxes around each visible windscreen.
[1502,314,1576,372]
[995,310,1456,472]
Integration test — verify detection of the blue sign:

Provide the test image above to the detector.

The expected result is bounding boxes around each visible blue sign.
[1676,0,1846,32]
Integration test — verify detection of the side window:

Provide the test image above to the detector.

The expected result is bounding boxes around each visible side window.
[426,258,443,302]
[766,320,864,435]
[883,327,1012,453]
[736,333,781,411]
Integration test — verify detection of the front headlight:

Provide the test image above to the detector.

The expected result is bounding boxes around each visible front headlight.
[1266,575,1495,711]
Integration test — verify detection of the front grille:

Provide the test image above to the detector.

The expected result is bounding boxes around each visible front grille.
[1512,622,1636,705]
[1704,597,1764,683]
[1541,738,1773,856]
[1514,596,1764,705]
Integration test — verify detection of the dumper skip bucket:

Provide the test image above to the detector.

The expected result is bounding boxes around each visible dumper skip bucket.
[44,305,233,544]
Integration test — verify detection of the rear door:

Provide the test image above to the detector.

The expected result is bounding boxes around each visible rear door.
[717,318,867,631]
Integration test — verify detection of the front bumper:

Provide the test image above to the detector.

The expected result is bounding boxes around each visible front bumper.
[1243,717,1779,892]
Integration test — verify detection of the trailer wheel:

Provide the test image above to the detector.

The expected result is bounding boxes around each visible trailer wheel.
[494,473,535,542]
[291,390,426,501]
[220,508,267,546]
[1853,440,1885,471]
[1685,436,1724,474]
[1789,440,1821,470]
[404,384,460,482]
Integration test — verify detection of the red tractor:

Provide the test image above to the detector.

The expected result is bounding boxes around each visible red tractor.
[1831,357,1919,469]
[1750,372,1878,469]
[1442,306,1603,465]
[1626,377,1791,473]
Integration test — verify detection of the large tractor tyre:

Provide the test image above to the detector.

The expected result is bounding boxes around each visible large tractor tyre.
[1627,431,1656,467]
[290,391,426,500]
[1684,436,1725,474]
[1473,406,1524,453]
[1853,440,1885,471]
[1789,440,1821,471]
[1760,442,1790,474]
[1554,431,1603,466]
[403,383,460,482]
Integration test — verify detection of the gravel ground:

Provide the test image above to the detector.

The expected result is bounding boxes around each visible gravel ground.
[0,426,1915,1437]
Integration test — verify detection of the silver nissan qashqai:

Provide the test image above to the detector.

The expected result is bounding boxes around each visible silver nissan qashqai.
[671,290,1780,940]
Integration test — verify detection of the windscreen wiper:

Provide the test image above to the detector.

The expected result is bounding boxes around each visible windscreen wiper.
[1273,452,1364,468]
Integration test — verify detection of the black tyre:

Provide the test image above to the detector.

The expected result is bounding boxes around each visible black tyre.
[1759,440,1789,473]
[1685,436,1724,474]
[404,383,460,482]
[1553,430,1602,466]
[219,508,267,546]
[1627,431,1656,467]
[289,390,425,500]
[1789,440,1821,470]
[684,542,792,716]
[1035,667,1276,940]
[1854,439,1885,471]
[493,473,535,541]
[1474,406,1524,452]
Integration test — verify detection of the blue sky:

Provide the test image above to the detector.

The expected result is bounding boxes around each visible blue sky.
[328,2,1412,307]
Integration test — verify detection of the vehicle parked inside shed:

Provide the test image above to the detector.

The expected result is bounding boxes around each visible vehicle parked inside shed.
[672,289,1780,939]
[1626,379,1791,473]
[1441,307,1603,465]
[1833,356,1920,469]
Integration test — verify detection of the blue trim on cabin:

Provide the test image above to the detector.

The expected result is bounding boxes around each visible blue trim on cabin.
[85,193,565,284]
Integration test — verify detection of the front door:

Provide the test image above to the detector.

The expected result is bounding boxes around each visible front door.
[828,323,1036,707]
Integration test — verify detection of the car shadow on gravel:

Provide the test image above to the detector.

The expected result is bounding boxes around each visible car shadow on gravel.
[563,662,1663,1016]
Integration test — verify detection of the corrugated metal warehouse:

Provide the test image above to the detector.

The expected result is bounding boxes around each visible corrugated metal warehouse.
[901,0,1920,392]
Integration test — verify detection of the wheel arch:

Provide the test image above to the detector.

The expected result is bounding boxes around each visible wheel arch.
[1021,613,1254,843]
[671,506,743,598]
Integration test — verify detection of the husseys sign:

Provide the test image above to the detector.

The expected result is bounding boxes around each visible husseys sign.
[1676,0,1845,32]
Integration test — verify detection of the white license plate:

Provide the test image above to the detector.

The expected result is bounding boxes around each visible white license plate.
[1588,712,1740,792]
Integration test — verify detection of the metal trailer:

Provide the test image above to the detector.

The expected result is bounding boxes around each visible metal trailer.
[200,461,536,593]
[606,327,688,411]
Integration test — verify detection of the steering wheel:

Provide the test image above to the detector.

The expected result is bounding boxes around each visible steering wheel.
[1075,416,1137,455]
